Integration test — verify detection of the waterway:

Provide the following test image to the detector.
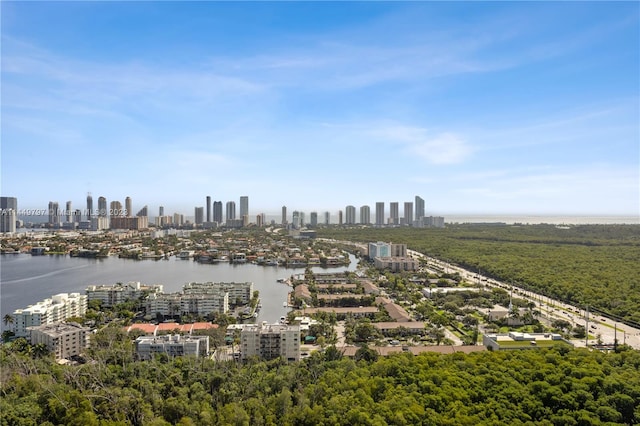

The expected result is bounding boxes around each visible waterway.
[0,254,358,329]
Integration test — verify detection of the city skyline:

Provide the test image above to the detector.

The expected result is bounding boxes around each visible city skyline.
[2,3,638,216]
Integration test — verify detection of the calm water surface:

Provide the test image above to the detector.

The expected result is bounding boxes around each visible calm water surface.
[0,254,357,328]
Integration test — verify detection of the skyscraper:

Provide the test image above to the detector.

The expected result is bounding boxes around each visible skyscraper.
[345,205,356,225]
[338,210,343,225]
[159,206,164,217]
[195,207,204,225]
[110,201,123,216]
[240,196,249,220]
[281,206,287,225]
[48,201,60,226]
[415,196,425,224]
[213,201,223,223]
[375,202,385,226]
[66,201,73,223]
[137,206,148,217]
[324,211,330,225]
[226,201,236,222]
[86,194,93,221]
[310,212,318,227]
[98,197,107,217]
[360,205,370,225]
[125,197,132,217]
[390,202,399,225]
[292,211,300,229]
[0,196,17,233]
[206,196,211,223]
[404,202,414,226]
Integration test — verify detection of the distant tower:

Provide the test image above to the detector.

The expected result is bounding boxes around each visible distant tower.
[110,201,123,216]
[97,197,107,217]
[345,205,356,225]
[0,197,17,233]
[310,212,318,227]
[375,202,385,226]
[48,201,60,226]
[292,211,300,229]
[213,201,223,223]
[206,196,211,223]
[65,201,73,223]
[324,211,330,225]
[240,196,249,219]
[226,201,236,222]
[125,197,132,217]
[281,206,287,225]
[159,206,164,217]
[404,202,413,226]
[86,194,93,221]
[415,195,425,224]
[338,210,343,225]
[195,207,204,225]
[360,205,370,225]
[390,202,399,225]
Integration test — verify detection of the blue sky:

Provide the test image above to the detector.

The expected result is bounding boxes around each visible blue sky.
[2,2,638,218]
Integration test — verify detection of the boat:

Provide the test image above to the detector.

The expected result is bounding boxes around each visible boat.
[178,250,195,259]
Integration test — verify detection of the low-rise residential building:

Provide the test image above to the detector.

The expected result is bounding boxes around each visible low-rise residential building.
[13,293,87,337]
[483,332,572,351]
[373,322,426,336]
[135,334,210,360]
[86,281,164,308]
[28,322,90,360]
[374,256,418,272]
[241,323,300,362]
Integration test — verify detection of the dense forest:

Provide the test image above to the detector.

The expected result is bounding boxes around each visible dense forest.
[1,326,639,425]
[318,224,640,324]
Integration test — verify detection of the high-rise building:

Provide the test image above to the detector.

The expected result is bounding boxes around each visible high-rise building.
[206,196,211,223]
[360,205,370,225]
[98,197,107,217]
[65,201,73,223]
[173,213,184,226]
[110,201,123,217]
[159,206,164,217]
[240,196,249,219]
[345,205,356,225]
[13,293,87,337]
[310,212,318,227]
[404,202,414,226]
[86,194,93,221]
[195,207,204,225]
[213,201,223,223]
[375,202,385,226]
[0,197,17,233]
[338,210,343,225]
[415,196,425,223]
[281,206,287,225]
[125,197,132,217]
[292,211,300,229]
[28,322,90,360]
[137,206,148,217]
[241,323,300,361]
[225,201,236,222]
[300,212,305,227]
[389,202,399,225]
[324,211,330,225]
[48,201,60,226]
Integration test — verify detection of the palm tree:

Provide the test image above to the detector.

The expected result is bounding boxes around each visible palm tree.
[3,314,14,327]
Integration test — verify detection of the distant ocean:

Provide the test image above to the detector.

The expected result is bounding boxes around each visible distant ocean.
[442,215,639,225]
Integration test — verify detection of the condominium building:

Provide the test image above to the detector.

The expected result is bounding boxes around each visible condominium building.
[403,202,413,226]
[135,334,209,360]
[86,281,164,308]
[375,202,385,226]
[241,323,300,361]
[145,291,229,317]
[213,201,223,224]
[360,205,370,225]
[240,196,249,220]
[28,322,90,360]
[0,196,17,233]
[345,205,356,225]
[195,207,204,226]
[389,202,399,225]
[13,293,88,337]
[368,241,391,259]
[415,196,425,223]
[310,212,318,227]
[183,281,253,305]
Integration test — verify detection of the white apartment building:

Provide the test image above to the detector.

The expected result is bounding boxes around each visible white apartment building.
[135,334,209,360]
[241,323,300,362]
[13,293,87,337]
[145,291,229,317]
[28,322,90,360]
[86,281,164,308]
[183,281,253,305]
